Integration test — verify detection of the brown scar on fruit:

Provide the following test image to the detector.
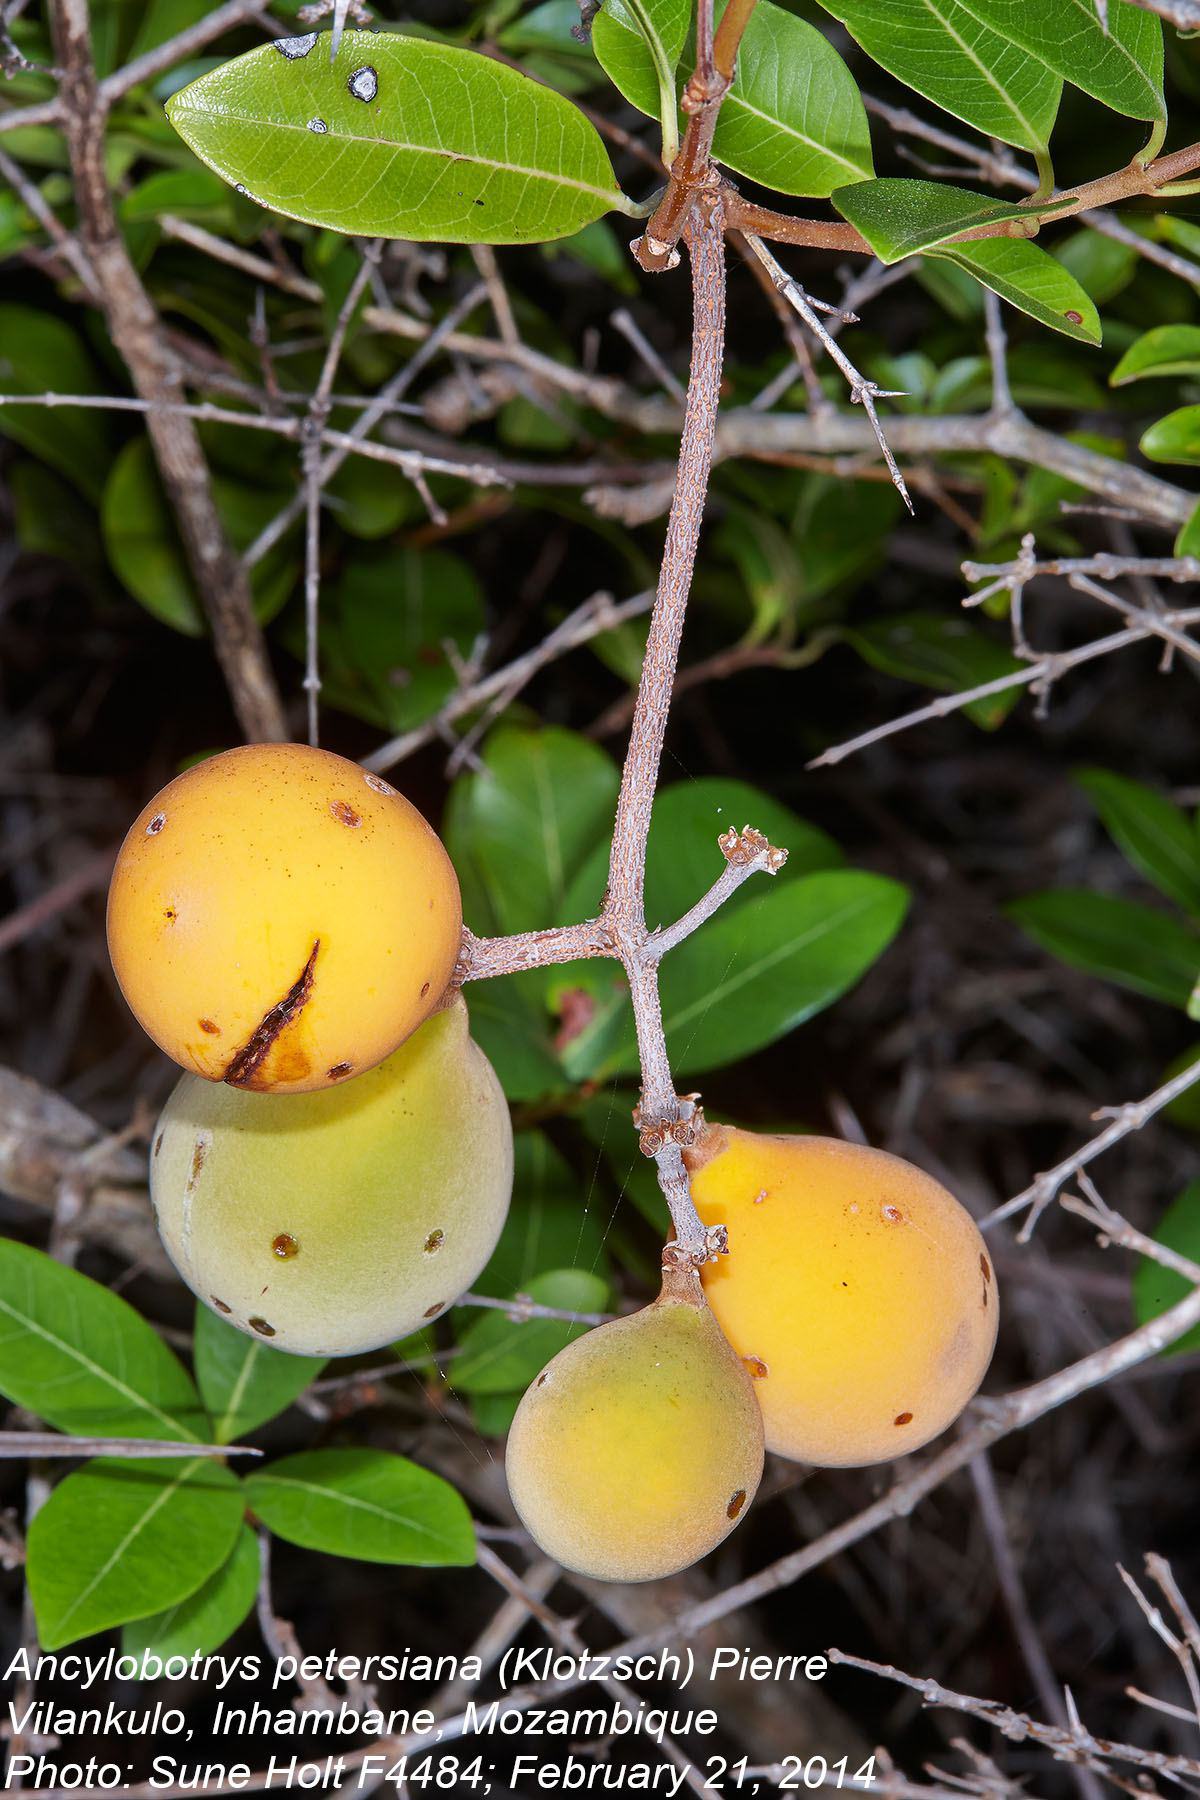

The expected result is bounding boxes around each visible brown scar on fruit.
[153,1132,164,1157]
[743,1354,769,1378]
[211,1296,232,1314]
[272,1233,299,1259]
[327,1062,353,1079]
[894,1411,913,1426]
[198,1018,220,1035]
[146,812,167,835]
[424,1229,445,1253]
[330,799,362,827]
[249,1316,276,1337]
[980,1253,991,1282]
[726,1489,747,1519]
[881,1203,904,1224]
[424,1301,445,1318]
[224,940,319,1089]
[186,1135,208,1192]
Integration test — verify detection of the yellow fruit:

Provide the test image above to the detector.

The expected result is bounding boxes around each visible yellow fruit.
[687,1128,997,1467]
[150,997,511,1356]
[107,743,461,1093]
[505,1269,764,1582]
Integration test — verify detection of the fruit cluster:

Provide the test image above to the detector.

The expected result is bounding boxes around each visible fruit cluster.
[108,743,998,1584]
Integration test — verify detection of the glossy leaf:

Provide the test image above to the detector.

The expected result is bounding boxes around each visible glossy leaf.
[832,179,1038,262]
[711,2,874,197]
[27,1458,244,1649]
[1010,889,1200,1008]
[0,1239,207,1442]
[933,237,1101,344]
[1078,769,1200,917]
[1112,325,1200,386]
[846,613,1024,729]
[167,30,632,244]
[122,1523,259,1659]
[1132,1182,1200,1357]
[1141,406,1200,466]
[959,0,1163,124]
[452,1268,609,1394]
[0,306,116,502]
[245,1448,475,1566]
[592,0,689,124]
[817,0,1062,156]
[194,1305,326,1445]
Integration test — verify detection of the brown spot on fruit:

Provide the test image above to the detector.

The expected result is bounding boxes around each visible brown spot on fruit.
[330,799,362,828]
[980,1253,991,1283]
[211,1296,232,1314]
[424,1229,444,1254]
[248,1316,276,1337]
[743,1355,769,1378]
[224,941,319,1090]
[153,1132,164,1157]
[894,1411,913,1426]
[424,1301,445,1318]
[164,907,176,923]
[420,981,431,997]
[327,1062,353,1080]
[536,1372,548,1386]
[198,1018,220,1035]
[272,1233,299,1260]
[363,772,395,795]
[882,1203,904,1224]
[187,1136,208,1191]
[726,1489,747,1519]
[146,812,166,835]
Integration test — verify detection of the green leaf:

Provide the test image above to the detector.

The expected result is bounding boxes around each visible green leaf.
[244,1448,475,1566]
[956,0,1163,124]
[336,550,485,733]
[1010,889,1200,1008]
[1078,769,1200,917]
[473,1132,610,1300]
[27,1457,244,1650]
[1132,1182,1200,1357]
[194,1305,326,1446]
[937,236,1101,344]
[452,1268,608,1394]
[1141,406,1200,466]
[592,0,689,124]
[832,178,1037,262]
[122,1523,259,1659]
[167,30,633,244]
[461,977,571,1103]
[1112,325,1200,386]
[1054,227,1140,306]
[0,1239,207,1442]
[0,306,116,502]
[445,725,619,936]
[816,0,1062,157]
[711,2,874,197]
[1176,500,1200,560]
[845,613,1024,729]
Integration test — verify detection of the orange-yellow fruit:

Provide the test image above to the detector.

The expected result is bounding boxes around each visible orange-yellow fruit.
[687,1128,998,1467]
[151,996,512,1356]
[107,743,461,1093]
[505,1269,764,1582]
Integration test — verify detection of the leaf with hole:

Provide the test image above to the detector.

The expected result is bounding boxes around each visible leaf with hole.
[244,1448,475,1566]
[933,237,1101,345]
[167,30,635,243]
[0,1238,208,1442]
[27,1457,244,1649]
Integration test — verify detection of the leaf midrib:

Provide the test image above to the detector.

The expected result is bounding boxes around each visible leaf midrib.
[172,107,624,208]
[54,1459,202,1638]
[251,1473,454,1547]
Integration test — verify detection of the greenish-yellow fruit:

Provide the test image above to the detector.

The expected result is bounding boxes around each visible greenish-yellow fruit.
[505,1269,764,1582]
[150,997,512,1356]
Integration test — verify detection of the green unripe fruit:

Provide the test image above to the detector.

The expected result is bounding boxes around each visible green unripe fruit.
[150,996,512,1356]
[505,1269,764,1582]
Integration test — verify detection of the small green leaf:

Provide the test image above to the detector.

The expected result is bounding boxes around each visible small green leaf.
[832,178,1037,262]
[0,306,116,502]
[817,0,1061,157]
[934,237,1101,344]
[711,2,874,197]
[167,31,633,244]
[122,1523,259,1659]
[1010,889,1200,1007]
[244,1448,475,1566]
[453,1268,608,1394]
[0,1239,207,1443]
[1141,406,1200,466]
[1112,325,1200,386]
[194,1305,326,1446]
[336,549,485,733]
[1078,769,1200,917]
[592,0,689,125]
[28,1458,244,1650]
[956,0,1163,125]
[1132,1182,1200,1356]
[845,613,1024,729]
